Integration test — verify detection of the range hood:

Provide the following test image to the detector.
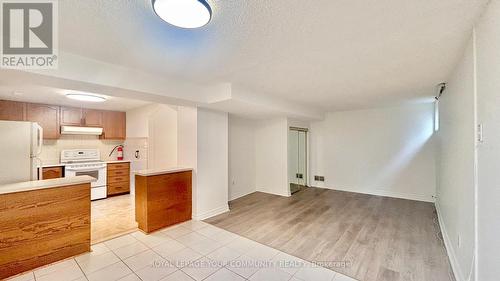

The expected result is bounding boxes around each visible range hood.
[61,126,103,135]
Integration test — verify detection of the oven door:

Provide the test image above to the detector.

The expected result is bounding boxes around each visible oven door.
[65,167,106,187]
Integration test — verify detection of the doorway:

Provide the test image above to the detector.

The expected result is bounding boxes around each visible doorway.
[288,127,308,194]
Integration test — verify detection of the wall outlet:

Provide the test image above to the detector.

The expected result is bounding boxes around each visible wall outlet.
[314,175,325,182]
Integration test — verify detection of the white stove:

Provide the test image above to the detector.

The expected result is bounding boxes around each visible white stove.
[61,149,107,200]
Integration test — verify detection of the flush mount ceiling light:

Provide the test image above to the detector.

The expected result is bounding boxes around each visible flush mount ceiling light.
[65,92,107,102]
[152,0,212,29]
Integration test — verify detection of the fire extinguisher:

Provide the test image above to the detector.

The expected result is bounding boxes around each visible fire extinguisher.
[109,145,124,161]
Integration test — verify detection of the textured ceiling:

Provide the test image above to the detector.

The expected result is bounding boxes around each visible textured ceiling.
[58,0,488,111]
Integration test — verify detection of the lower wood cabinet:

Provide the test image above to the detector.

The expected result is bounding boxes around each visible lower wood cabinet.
[0,183,90,279]
[41,166,64,180]
[107,162,130,196]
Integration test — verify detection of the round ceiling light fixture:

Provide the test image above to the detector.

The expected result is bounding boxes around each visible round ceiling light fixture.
[152,0,212,29]
[65,92,107,102]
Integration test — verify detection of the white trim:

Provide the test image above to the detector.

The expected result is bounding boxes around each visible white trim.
[193,205,229,220]
[435,201,463,281]
[256,188,291,197]
[229,190,256,201]
[316,185,435,203]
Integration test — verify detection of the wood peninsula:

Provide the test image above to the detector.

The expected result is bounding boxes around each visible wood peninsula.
[0,176,93,280]
[135,168,192,233]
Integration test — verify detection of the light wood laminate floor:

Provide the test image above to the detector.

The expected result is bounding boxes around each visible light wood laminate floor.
[205,188,454,281]
[91,194,138,244]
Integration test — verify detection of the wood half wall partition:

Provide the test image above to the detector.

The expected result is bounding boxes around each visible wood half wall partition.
[135,170,192,233]
[0,183,91,279]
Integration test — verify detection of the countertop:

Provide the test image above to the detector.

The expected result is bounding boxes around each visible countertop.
[41,160,131,168]
[0,175,95,195]
[106,160,131,164]
[134,167,192,177]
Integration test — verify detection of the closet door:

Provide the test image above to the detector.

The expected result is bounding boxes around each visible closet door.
[297,131,307,186]
[288,128,308,194]
[288,130,299,186]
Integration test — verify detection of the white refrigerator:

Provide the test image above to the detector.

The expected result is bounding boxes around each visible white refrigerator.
[0,121,43,185]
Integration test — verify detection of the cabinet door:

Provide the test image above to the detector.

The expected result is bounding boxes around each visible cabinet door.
[102,111,126,139]
[26,103,60,139]
[42,167,63,179]
[60,107,83,126]
[0,100,26,121]
[83,109,103,127]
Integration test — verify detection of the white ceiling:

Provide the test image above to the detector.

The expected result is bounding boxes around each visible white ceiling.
[55,0,488,112]
[0,85,151,111]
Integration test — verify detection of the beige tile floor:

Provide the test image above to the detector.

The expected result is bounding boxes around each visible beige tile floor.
[6,220,358,281]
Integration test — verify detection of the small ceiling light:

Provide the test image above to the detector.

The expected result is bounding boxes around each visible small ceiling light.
[65,92,107,102]
[152,0,212,29]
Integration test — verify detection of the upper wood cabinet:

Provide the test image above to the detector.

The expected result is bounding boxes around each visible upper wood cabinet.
[0,100,26,121]
[60,107,83,126]
[60,107,103,127]
[0,99,125,140]
[26,103,60,139]
[102,111,126,140]
[82,109,103,127]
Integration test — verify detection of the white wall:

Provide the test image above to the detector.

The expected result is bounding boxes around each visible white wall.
[126,104,178,169]
[177,106,199,216]
[228,116,257,200]
[195,108,229,219]
[148,105,178,169]
[255,117,289,196]
[40,135,123,163]
[436,38,476,281]
[310,104,436,202]
[476,2,500,280]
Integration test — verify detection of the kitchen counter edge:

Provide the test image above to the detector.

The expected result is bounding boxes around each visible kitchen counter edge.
[134,167,193,177]
[42,160,131,168]
[0,175,95,195]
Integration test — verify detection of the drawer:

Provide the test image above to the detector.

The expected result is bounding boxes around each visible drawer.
[107,169,130,177]
[107,175,130,184]
[107,163,130,170]
[41,166,64,180]
[107,182,130,196]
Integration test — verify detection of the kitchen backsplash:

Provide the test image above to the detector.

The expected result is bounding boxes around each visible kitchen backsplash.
[40,135,124,164]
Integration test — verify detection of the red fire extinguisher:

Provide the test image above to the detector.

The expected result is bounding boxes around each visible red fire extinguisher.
[110,145,124,161]
[117,146,124,161]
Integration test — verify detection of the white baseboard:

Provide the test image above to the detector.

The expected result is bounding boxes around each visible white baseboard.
[229,189,256,201]
[315,185,435,203]
[435,201,463,281]
[256,188,290,197]
[193,205,229,220]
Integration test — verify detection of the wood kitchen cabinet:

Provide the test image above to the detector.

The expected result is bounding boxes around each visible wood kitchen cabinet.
[0,99,126,140]
[60,107,104,127]
[83,109,103,127]
[26,103,60,139]
[0,182,90,279]
[60,106,83,126]
[0,100,26,121]
[102,111,126,140]
[107,162,130,196]
[41,166,64,180]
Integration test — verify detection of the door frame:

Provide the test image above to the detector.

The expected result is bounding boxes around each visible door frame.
[289,126,309,194]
